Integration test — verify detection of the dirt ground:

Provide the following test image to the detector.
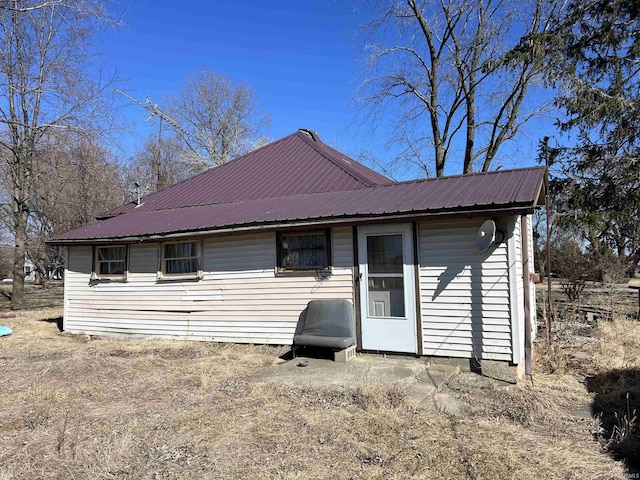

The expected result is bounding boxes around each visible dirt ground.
[0,285,635,479]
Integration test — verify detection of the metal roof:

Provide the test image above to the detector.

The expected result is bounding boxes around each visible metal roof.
[103,129,392,217]
[50,165,546,244]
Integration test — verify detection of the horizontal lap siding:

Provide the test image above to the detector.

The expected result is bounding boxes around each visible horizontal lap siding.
[64,228,354,343]
[515,218,525,330]
[527,214,537,339]
[511,216,525,363]
[418,219,512,361]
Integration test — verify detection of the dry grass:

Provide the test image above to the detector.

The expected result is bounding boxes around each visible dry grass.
[0,288,631,479]
[0,308,463,480]
[583,316,640,469]
[444,370,626,479]
[589,316,640,371]
[0,282,63,311]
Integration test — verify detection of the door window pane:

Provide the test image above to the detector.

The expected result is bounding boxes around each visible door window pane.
[367,234,405,317]
[367,234,403,273]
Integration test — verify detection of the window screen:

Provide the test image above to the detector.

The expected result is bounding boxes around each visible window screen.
[279,231,329,270]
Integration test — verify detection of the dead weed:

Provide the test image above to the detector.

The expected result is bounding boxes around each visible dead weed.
[589,316,640,371]
[0,303,629,479]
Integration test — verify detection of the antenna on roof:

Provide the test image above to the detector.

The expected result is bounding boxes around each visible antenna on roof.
[298,128,320,142]
[115,88,206,165]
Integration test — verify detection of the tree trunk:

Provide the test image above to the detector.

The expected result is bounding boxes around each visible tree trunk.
[463,108,475,174]
[435,143,445,177]
[11,211,28,310]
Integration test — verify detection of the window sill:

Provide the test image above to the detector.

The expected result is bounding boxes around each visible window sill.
[275,267,332,278]
[156,272,203,282]
[89,275,127,285]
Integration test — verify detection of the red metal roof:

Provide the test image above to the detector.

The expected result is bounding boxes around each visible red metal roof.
[103,129,392,217]
[51,165,546,243]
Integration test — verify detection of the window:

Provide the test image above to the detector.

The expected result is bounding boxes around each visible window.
[94,245,127,279]
[277,230,330,271]
[161,241,199,276]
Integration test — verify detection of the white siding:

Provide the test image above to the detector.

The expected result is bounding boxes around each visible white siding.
[418,219,513,362]
[64,227,354,344]
[62,246,70,331]
[526,214,537,339]
[508,216,525,364]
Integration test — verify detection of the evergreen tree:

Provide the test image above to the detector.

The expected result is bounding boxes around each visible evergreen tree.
[543,0,640,273]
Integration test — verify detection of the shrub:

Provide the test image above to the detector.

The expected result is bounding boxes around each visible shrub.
[552,239,589,303]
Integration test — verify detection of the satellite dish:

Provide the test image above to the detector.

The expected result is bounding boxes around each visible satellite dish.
[476,219,504,252]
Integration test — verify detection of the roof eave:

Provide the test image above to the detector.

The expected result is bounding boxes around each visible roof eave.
[47,202,538,246]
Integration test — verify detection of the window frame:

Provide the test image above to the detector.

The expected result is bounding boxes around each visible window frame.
[91,244,128,282]
[276,229,332,274]
[157,239,202,281]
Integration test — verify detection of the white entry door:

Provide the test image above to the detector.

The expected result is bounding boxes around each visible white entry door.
[358,224,417,353]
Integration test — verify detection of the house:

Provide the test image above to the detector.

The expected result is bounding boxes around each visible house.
[0,258,36,283]
[49,129,543,376]
[24,258,35,283]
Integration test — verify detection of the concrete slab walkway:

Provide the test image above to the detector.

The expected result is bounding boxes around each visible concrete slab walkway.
[251,354,459,404]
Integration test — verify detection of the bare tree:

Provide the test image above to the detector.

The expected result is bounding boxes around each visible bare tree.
[27,134,124,284]
[123,135,198,196]
[0,0,120,309]
[163,70,270,168]
[358,0,563,177]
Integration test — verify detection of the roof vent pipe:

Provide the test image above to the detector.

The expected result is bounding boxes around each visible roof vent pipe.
[298,128,320,142]
[134,182,141,206]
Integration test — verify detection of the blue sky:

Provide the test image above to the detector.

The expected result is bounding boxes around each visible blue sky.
[100,0,550,179]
